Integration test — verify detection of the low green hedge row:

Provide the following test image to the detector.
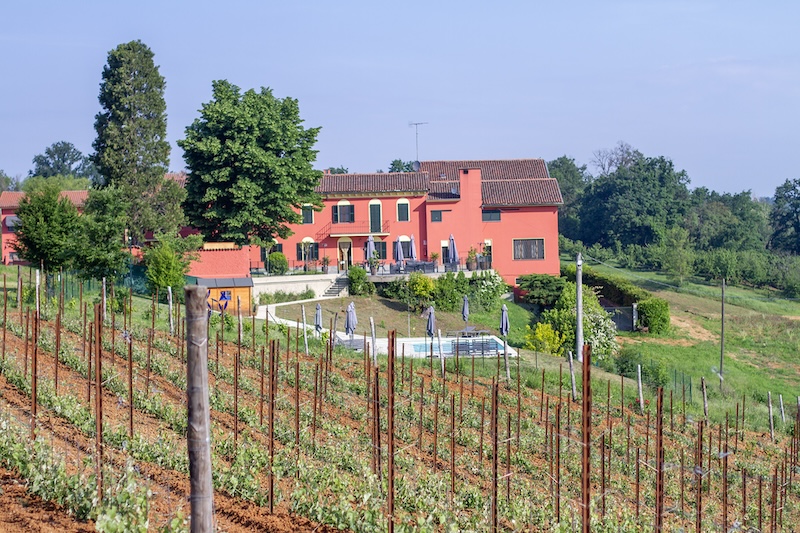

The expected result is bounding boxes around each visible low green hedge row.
[562,264,670,334]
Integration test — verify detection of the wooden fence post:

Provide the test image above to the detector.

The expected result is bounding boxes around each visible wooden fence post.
[185,286,214,532]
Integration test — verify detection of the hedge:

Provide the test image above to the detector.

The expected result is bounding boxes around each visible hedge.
[636,297,670,334]
[562,263,670,334]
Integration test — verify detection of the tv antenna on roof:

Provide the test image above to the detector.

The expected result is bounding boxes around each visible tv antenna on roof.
[409,121,428,161]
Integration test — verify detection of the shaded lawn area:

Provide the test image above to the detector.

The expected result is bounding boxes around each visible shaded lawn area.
[272,295,535,347]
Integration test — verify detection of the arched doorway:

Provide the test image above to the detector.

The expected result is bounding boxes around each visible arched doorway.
[337,237,353,272]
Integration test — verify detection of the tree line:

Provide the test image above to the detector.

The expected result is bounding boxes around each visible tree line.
[549,141,800,295]
[8,39,322,299]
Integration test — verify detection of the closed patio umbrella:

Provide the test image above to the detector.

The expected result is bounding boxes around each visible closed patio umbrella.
[500,304,510,382]
[448,234,459,264]
[500,304,509,336]
[426,306,436,338]
[462,295,470,325]
[395,237,405,264]
[314,303,323,336]
[345,301,358,341]
[365,235,376,263]
[409,234,417,260]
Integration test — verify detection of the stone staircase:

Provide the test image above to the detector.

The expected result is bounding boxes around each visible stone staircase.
[322,274,349,298]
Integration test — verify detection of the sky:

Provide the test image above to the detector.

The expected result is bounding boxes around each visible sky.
[1,1,798,197]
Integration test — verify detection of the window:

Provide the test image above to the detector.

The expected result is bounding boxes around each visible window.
[332,204,355,223]
[482,209,501,222]
[394,241,411,260]
[273,243,283,253]
[397,200,410,222]
[296,242,319,261]
[220,290,232,301]
[5,216,20,232]
[513,239,544,260]
[431,210,442,222]
[302,206,313,224]
[374,241,387,260]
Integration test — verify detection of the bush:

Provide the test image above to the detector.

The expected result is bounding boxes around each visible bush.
[267,252,288,275]
[467,271,507,311]
[407,272,434,311]
[258,287,315,305]
[348,266,375,296]
[637,297,670,334]
[539,282,618,360]
[516,274,565,306]
[614,346,668,388]
[524,322,565,356]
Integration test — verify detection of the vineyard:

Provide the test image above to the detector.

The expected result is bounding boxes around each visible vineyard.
[0,276,798,532]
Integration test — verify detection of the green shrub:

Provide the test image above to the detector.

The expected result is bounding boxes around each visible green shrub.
[516,274,565,306]
[524,322,565,356]
[267,252,288,275]
[637,297,670,334]
[348,266,375,296]
[614,346,668,388]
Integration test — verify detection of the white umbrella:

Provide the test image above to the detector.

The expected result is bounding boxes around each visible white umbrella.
[395,237,405,264]
[409,234,417,260]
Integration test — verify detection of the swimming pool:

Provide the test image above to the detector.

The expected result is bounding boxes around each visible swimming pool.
[400,337,514,357]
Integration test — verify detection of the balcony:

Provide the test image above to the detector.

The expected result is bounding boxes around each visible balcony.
[316,220,391,240]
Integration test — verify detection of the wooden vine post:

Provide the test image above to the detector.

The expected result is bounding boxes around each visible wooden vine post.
[581,344,592,533]
[94,304,104,502]
[30,309,38,440]
[185,286,214,532]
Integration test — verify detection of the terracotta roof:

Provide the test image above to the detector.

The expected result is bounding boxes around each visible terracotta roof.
[428,180,460,201]
[165,171,188,187]
[420,159,551,182]
[0,190,89,210]
[419,159,561,206]
[316,172,429,195]
[482,179,563,206]
[0,192,25,210]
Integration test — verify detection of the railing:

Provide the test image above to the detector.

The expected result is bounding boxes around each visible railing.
[316,220,391,239]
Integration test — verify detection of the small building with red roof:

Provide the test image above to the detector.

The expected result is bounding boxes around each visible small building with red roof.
[0,190,89,265]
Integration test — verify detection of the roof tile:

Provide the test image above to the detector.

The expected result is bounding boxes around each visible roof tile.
[316,172,429,195]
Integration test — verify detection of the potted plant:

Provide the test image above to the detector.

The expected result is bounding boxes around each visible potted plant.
[321,254,331,274]
[466,247,478,271]
[430,252,440,270]
[368,251,380,275]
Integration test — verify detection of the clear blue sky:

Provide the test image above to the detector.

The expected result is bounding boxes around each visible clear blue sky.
[1,1,797,197]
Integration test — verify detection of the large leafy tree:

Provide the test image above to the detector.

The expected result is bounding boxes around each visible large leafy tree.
[686,188,769,251]
[70,187,130,281]
[769,178,800,254]
[91,40,184,243]
[13,183,80,272]
[388,159,415,172]
[0,169,20,192]
[579,154,690,248]
[29,141,87,177]
[23,175,90,193]
[179,80,322,245]
[547,156,592,240]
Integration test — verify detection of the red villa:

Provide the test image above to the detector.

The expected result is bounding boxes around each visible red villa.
[275,159,563,285]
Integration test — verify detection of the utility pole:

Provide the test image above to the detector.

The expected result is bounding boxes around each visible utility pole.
[720,278,725,391]
[576,254,584,362]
